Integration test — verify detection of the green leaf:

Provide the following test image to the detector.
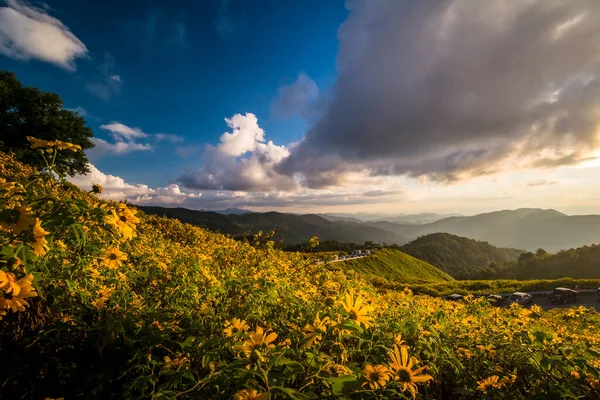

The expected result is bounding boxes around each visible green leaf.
[178,336,196,349]
[333,321,364,335]
[273,387,318,399]
[325,375,362,396]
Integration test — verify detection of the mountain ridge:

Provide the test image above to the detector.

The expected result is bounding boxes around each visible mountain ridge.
[138,206,409,245]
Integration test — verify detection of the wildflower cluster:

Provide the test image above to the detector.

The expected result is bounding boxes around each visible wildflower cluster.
[0,141,599,399]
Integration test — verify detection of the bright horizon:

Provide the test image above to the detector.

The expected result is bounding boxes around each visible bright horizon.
[2,0,600,215]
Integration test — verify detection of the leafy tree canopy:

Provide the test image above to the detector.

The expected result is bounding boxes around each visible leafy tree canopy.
[0,70,94,175]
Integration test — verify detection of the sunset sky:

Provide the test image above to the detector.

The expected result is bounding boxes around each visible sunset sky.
[2,0,600,215]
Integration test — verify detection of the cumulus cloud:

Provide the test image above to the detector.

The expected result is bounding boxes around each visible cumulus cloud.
[69,163,154,200]
[69,163,403,210]
[279,0,600,187]
[0,0,88,70]
[271,73,320,119]
[88,122,183,159]
[178,113,296,191]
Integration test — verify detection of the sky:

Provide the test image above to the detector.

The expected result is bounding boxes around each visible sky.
[1,0,600,215]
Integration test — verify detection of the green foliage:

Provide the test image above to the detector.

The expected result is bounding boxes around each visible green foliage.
[339,249,454,284]
[399,233,523,279]
[0,70,94,175]
[401,278,600,297]
[488,244,600,280]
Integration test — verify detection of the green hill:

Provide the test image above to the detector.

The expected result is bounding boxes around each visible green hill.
[139,206,408,245]
[337,249,454,284]
[399,233,523,279]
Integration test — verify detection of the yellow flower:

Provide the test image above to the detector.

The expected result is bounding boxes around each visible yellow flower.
[100,248,128,269]
[92,286,115,309]
[55,240,67,251]
[342,293,374,329]
[224,318,249,337]
[0,274,37,312]
[32,218,50,257]
[477,376,501,392]
[104,204,140,239]
[302,313,331,348]
[393,333,407,347]
[0,271,20,295]
[587,374,600,390]
[0,178,19,196]
[14,206,35,234]
[387,345,433,398]
[362,364,392,389]
[235,326,277,355]
[92,184,103,194]
[27,136,82,152]
[233,389,269,400]
[500,374,517,386]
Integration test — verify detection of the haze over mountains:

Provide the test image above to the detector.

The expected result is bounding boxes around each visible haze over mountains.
[139,206,600,252]
[367,208,600,252]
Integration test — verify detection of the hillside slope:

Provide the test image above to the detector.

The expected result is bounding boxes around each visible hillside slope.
[399,233,523,279]
[369,208,600,251]
[338,249,454,283]
[2,149,600,399]
[140,206,409,245]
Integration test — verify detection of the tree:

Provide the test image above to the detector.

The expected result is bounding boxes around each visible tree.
[0,71,94,175]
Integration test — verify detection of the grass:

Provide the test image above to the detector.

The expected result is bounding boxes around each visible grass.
[332,249,454,284]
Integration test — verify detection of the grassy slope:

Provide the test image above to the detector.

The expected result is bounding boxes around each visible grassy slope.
[338,249,454,284]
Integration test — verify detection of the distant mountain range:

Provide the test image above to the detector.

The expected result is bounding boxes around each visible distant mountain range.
[202,207,252,215]
[367,208,600,252]
[138,206,600,252]
[321,212,460,224]
[139,206,408,245]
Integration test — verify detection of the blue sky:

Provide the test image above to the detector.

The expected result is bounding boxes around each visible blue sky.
[2,0,600,214]
[2,0,346,186]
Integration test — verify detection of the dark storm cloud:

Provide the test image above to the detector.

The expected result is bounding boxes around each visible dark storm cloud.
[279,0,600,187]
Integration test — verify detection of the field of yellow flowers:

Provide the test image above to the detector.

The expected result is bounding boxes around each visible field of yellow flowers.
[1,141,599,399]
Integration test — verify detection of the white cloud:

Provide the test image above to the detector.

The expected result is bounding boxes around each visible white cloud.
[178,113,295,191]
[69,163,407,210]
[155,133,184,143]
[0,0,88,70]
[87,122,184,159]
[91,138,152,156]
[217,113,265,157]
[69,163,153,200]
[101,122,149,141]
[109,74,121,83]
